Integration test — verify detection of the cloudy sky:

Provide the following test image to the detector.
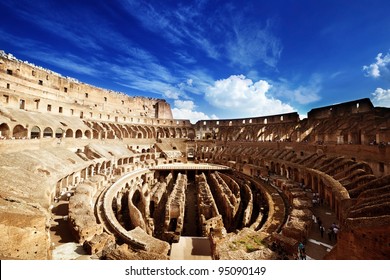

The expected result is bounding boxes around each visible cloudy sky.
[1,0,390,123]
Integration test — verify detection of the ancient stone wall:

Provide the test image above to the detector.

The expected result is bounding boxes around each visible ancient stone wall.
[196,173,224,236]
[68,182,103,244]
[164,173,187,241]
[0,51,172,120]
[208,172,241,231]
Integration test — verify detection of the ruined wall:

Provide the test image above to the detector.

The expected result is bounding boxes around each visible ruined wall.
[196,173,224,236]
[241,182,253,227]
[164,173,187,241]
[127,187,147,232]
[68,182,103,244]
[0,51,173,122]
[208,172,241,231]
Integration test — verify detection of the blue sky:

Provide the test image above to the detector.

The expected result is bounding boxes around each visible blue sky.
[1,0,390,123]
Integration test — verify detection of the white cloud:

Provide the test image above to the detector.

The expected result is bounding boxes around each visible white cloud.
[174,100,195,110]
[363,52,390,79]
[270,75,322,105]
[371,88,390,107]
[163,90,180,100]
[171,100,217,123]
[291,77,322,105]
[227,19,282,68]
[205,75,294,117]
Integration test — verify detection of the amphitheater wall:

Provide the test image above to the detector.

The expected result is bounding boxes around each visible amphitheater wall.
[128,187,147,232]
[241,183,253,227]
[307,98,373,120]
[326,222,390,259]
[1,57,174,119]
[209,140,389,177]
[0,201,50,259]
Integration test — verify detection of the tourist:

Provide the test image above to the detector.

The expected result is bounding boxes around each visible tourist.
[333,227,339,241]
[327,227,333,241]
[320,225,325,238]
[317,217,322,229]
[298,242,305,255]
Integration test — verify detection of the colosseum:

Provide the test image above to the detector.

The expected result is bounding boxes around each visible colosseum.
[0,50,389,260]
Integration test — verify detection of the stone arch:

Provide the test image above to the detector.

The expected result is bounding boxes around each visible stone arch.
[75,129,83,138]
[156,127,164,139]
[95,162,101,174]
[65,129,73,138]
[88,164,94,177]
[30,126,41,139]
[43,127,53,138]
[275,162,281,175]
[145,126,153,138]
[85,130,92,139]
[12,124,28,139]
[55,128,64,138]
[137,126,147,139]
[187,128,195,140]
[169,127,176,138]
[0,123,11,139]
[106,129,115,139]
[119,125,129,138]
[92,129,100,139]
[163,128,170,138]
[109,123,122,139]
[126,126,136,138]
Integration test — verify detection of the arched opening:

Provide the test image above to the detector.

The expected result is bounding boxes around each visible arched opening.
[43,127,53,138]
[93,130,99,139]
[30,126,41,139]
[75,129,83,138]
[65,129,73,138]
[84,130,92,139]
[12,124,28,139]
[0,123,11,139]
[55,128,64,138]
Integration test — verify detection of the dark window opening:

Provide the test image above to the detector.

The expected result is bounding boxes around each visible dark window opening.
[85,93,88,98]
[34,99,40,109]
[38,80,43,85]
[47,104,51,111]
[64,87,68,93]
[6,69,12,75]
[379,162,385,173]
[6,83,10,89]
[19,99,25,110]
[59,107,63,113]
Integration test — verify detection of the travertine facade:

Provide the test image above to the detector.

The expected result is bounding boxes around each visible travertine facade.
[0,51,389,260]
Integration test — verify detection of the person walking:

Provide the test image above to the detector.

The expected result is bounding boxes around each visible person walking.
[320,225,325,238]
[327,227,332,241]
